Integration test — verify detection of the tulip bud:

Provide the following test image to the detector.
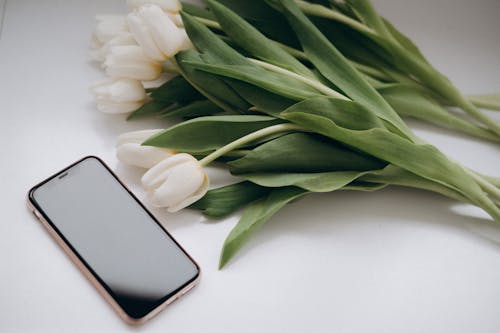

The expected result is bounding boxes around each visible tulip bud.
[104,45,162,81]
[141,153,209,212]
[126,4,191,61]
[92,15,128,45]
[126,0,181,13]
[90,32,137,62]
[116,129,176,168]
[91,78,146,114]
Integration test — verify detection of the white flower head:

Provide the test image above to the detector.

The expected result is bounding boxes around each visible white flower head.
[141,153,209,212]
[127,4,191,61]
[92,15,128,45]
[116,129,175,168]
[104,45,162,81]
[126,0,182,13]
[90,32,137,62]
[91,78,146,114]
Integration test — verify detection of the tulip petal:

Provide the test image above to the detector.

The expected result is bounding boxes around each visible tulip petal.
[117,143,174,168]
[167,173,209,212]
[104,45,162,81]
[141,153,209,211]
[139,5,184,58]
[91,78,147,114]
[127,0,181,12]
[150,162,204,207]
[96,101,144,114]
[127,12,165,61]
[94,15,128,44]
[142,153,194,190]
[116,129,163,146]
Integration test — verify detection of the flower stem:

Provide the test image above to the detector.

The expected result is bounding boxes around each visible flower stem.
[467,169,500,204]
[295,0,379,39]
[194,16,222,30]
[199,123,306,166]
[248,58,349,100]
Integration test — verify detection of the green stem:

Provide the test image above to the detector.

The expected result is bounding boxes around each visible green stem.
[199,124,305,166]
[161,61,180,74]
[467,170,500,203]
[295,0,379,39]
[467,94,500,111]
[248,58,349,100]
[296,0,500,137]
[349,60,392,82]
[194,16,222,30]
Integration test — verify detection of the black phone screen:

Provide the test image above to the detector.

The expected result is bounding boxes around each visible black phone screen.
[29,156,199,319]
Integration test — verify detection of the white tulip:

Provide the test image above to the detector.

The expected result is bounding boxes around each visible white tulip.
[92,15,128,45]
[142,153,209,212]
[91,78,146,114]
[116,129,175,168]
[126,0,182,13]
[127,4,191,61]
[167,13,183,27]
[90,32,137,62]
[104,45,162,81]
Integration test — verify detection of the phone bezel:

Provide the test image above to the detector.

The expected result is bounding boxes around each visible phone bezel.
[27,155,201,325]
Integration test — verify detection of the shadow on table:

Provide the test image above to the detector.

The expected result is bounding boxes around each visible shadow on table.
[216,185,500,269]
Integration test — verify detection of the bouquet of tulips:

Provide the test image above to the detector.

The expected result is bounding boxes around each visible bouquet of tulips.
[91,0,500,268]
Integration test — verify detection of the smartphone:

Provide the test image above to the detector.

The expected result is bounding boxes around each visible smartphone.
[27,156,200,324]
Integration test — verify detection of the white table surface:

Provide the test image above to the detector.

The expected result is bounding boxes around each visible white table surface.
[1,0,500,332]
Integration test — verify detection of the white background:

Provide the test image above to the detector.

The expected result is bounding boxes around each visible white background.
[1,0,500,332]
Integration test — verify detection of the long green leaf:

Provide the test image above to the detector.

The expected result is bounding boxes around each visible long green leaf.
[240,170,376,192]
[281,96,500,221]
[183,61,321,101]
[269,0,415,140]
[175,50,249,112]
[206,0,313,78]
[379,84,500,142]
[219,187,308,268]
[190,181,271,217]
[149,75,204,103]
[344,0,392,38]
[127,100,171,120]
[467,93,500,111]
[215,0,300,48]
[229,132,386,173]
[160,99,225,118]
[143,115,283,152]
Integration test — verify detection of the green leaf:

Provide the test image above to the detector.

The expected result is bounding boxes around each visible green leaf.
[175,50,249,112]
[160,99,225,118]
[270,0,415,140]
[219,187,308,268]
[127,100,171,120]
[181,11,324,116]
[344,0,392,38]
[206,0,313,78]
[143,115,283,152]
[227,80,295,117]
[378,84,500,142]
[181,2,216,21]
[181,11,250,66]
[190,181,271,217]
[240,170,376,192]
[467,93,500,111]
[229,132,386,173]
[380,17,429,65]
[358,165,469,203]
[183,61,321,101]
[215,0,300,48]
[281,96,500,221]
[149,75,204,103]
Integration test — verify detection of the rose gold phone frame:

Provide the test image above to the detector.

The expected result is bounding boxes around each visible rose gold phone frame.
[26,156,201,325]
